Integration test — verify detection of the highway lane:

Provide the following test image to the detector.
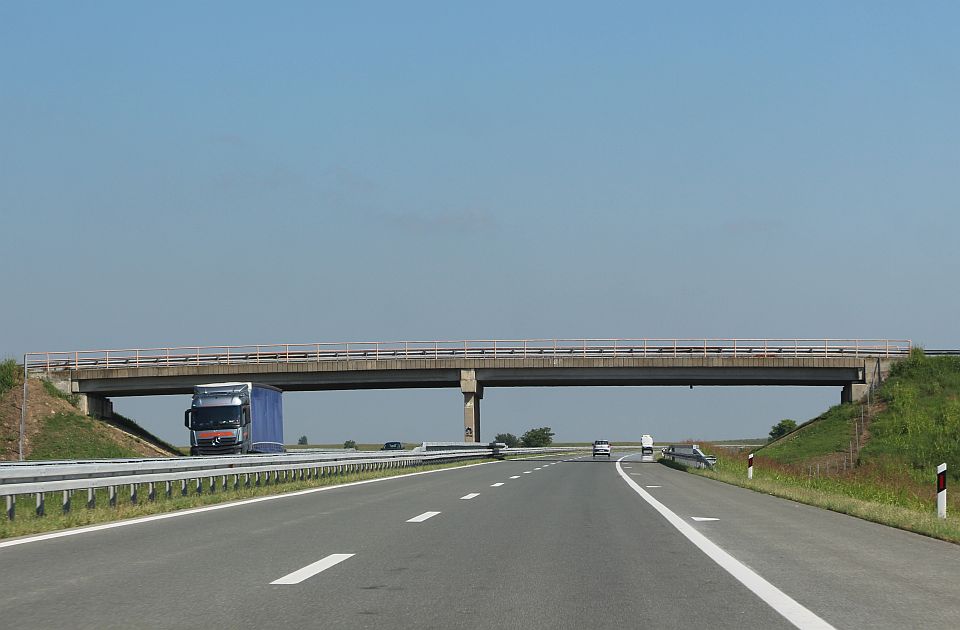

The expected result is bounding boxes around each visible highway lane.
[618,455,960,629]
[0,453,955,628]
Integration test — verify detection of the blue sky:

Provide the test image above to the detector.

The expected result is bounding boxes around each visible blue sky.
[2,2,958,445]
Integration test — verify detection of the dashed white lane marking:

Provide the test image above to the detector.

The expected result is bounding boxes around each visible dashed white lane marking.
[460,493,480,500]
[691,517,719,522]
[407,511,441,523]
[614,456,834,630]
[623,466,632,469]
[271,553,354,584]
[534,467,542,470]
[645,485,662,488]
[523,471,532,474]
[510,475,521,479]
[491,483,504,487]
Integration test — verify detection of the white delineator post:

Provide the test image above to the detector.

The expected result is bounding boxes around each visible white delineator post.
[937,463,947,519]
[748,452,754,480]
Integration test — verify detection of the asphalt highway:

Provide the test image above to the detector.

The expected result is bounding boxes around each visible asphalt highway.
[1,453,958,629]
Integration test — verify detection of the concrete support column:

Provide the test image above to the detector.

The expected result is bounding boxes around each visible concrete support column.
[460,369,483,442]
[77,394,114,419]
[841,383,870,404]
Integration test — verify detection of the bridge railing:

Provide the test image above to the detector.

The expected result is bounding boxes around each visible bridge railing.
[24,338,913,373]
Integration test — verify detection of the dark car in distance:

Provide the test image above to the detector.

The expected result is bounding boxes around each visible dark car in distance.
[381,441,403,451]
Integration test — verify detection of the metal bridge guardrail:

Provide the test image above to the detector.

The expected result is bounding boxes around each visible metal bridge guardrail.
[661,445,717,469]
[24,338,913,372]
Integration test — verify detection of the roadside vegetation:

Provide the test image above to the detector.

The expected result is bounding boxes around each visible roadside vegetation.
[686,350,960,543]
[0,457,500,540]
[0,359,19,396]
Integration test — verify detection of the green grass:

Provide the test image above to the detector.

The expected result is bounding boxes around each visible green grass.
[0,359,20,396]
[677,351,960,544]
[0,457,497,539]
[691,446,960,543]
[865,350,960,477]
[760,403,858,464]
[28,412,144,460]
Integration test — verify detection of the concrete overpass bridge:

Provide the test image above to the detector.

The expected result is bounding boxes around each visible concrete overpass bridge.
[26,338,911,442]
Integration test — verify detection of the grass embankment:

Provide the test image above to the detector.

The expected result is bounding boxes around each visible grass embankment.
[1,457,497,540]
[689,351,960,543]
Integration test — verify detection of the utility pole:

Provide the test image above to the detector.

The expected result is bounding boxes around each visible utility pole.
[19,355,27,461]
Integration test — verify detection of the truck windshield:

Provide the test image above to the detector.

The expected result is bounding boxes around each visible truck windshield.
[192,406,242,429]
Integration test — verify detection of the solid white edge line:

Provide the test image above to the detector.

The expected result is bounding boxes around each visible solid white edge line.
[460,493,480,500]
[614,455,835,630]
[271,553,354,585]
[0,460,500,549]
[406,511,441,523]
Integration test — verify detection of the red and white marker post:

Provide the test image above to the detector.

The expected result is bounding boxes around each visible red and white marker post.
[937,462,947,519]
[748,452,754,480]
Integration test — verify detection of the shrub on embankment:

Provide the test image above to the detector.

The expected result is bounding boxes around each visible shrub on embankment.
[0,359,20,396]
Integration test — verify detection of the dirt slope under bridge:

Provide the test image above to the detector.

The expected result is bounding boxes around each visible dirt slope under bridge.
[0,377,178,461]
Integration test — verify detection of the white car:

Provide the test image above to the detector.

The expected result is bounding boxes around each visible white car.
[592,440,611,457]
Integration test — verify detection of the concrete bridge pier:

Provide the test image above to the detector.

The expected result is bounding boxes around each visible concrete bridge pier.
[78,394,114,419]
[461,369,482,442]
[841,382,871,404]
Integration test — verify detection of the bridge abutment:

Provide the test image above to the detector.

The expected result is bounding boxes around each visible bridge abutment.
[841,383,870,404]
[461,369,482,442]
[45,375,115,419]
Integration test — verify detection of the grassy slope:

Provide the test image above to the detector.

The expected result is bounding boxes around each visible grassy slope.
[693,351,960,542]
[1,361,178,460]
[759,351,960,480]
[759,403,857,464]
[29,412,144,460]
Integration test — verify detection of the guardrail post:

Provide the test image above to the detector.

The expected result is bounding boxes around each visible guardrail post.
[5,495,14,521]
[35,493,45,517]
[209,477,216,493]
[938,463,947,519]
[148,482,156,502]
[129,484,138,505]
[255,472,261,486]
[87,487,95,509]
[62,490,71,514]
[748,453,754,480]
[108,486,116,507]
[222,475,228,491]
[233,475,239,490]
[164,481,171,499]
[195,478,202,495]
[181,480,187,496]
[245,473,251,488]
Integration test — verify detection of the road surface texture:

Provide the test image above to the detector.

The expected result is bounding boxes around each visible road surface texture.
[1,453,958,629]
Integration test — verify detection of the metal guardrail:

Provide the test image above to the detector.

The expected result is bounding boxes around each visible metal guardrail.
[661,445,717,469]
[24,338,913,372]
[0,447,568,519]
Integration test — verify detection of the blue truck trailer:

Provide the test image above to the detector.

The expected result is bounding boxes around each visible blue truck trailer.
[184,382,284,455]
